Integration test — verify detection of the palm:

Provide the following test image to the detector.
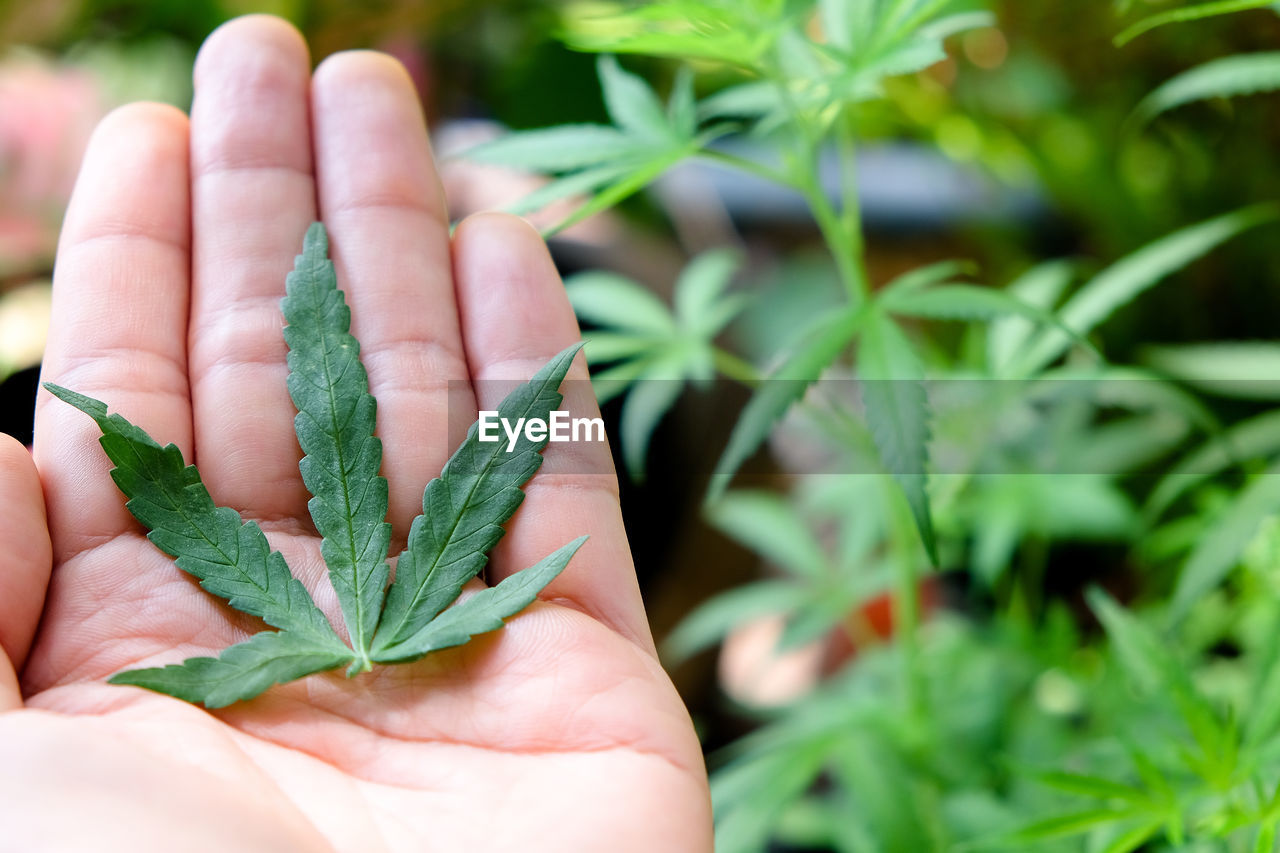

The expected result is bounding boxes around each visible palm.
[0,16,710,851]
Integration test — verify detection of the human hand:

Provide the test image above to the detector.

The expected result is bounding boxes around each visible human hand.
[0,15,711,851]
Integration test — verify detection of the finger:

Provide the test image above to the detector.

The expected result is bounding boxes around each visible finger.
[452,213,654,653]
[187,16,317,520]
[0,436,52,703]
[311,51,473,542]
[34,102,193,564]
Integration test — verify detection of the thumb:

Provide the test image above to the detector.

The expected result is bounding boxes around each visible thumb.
[0,434,52,710]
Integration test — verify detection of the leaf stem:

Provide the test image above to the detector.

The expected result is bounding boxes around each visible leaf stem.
[713,347,761,387]
[796,132,869,307]
[883,476,926,723]
[696,149,792,186]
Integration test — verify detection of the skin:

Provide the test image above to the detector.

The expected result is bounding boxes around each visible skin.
[0,16,712,852]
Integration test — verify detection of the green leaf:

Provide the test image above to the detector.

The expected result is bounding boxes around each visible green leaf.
[663,580,808,662]
[1243,628,1280,750]
[1145,341,1280,399]
[1133,52,1280,126]
[373,537,586,663]
[1088,588,1221,744]
[589,357,654,405]
[1033,770,1149,803]
[561,1,778,66]
[669,66,697,138]
[877,259,975,300]
[1015,206,1278,374]
[1256,822,1279,853]
[917,10,996,41]
[543,150,691,237]
[711,309,862,498]
[857,310,936,563]
[674,248,743,337]
[696,81,782,122]
[1145,409,1280,521]
[1170,464,1280,620]
[1008,809,1144,843]
[1116,0,1279,46]
[988,260,1074,376]
[108,630,354,709]
[598,54,678,140]
[707,491,829,579]
[1098,819,1164,853]
[42,384,340,643]
[50,224,591,706]
[460,124,646,172]
[282,223,391,664]
[581,333,659,365]
[505,163,636,218]
[619,355,687,480]
[567,272,676,335]
[882,283,1099,356]
[370,343,582,658]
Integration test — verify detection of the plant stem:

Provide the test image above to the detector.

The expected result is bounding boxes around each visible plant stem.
[697,149,791,187]
[796,139,869,306]
[884,476,926,723]
[713,347,762,386]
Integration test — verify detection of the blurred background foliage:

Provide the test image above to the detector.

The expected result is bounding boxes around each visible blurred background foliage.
[7,1,1280,850]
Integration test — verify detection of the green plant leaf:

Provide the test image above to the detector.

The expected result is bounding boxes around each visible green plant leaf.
[544,149,693,237]
[598,54,679,141]
[282,223,391,664]
[561,1,779,66]
[1087,588,1221,745]
[877,259,976,300]
[42,384,340,644]
[588,357,655,405]
[1132,52,1280,126]
[459,124,646,172]
[669,66,697,137]
[707,491,830,579]
[49,224,588,706]
[1033,770,1150,803]
[663,580,808,662]
[857,309,936,563]
[987,260,1074,376]
[373,537,586,663]
[711,308,863,498]
[370,343,583,658]
[674,248,743,337]
[1008,808,1143,843]
[1256,821,1279,853]
[107,629,354,709]
[882,283,1100,356]
[1145,341,1280,399]
[1145,409,1280,521]
[1098,819,1165,853]
[696,81,782,122]
[1116,0,1279,46]
[581,333,659,365]
[619,355,687,481]
[567,271,676,334]
[505,162,637,218]
[1170,464,1280,620]
[1015,206,1278,375]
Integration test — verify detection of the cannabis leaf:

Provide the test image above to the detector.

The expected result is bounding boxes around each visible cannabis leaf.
[567,249,747,479]
[369,343,584,661]
[282,223,391,669]
[45,222,587,707]
[461,56,715,235]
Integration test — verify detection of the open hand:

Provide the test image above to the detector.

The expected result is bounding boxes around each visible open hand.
[0,15,710,851]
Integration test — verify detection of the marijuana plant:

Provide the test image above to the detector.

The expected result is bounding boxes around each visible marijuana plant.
[45,223,586,708]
